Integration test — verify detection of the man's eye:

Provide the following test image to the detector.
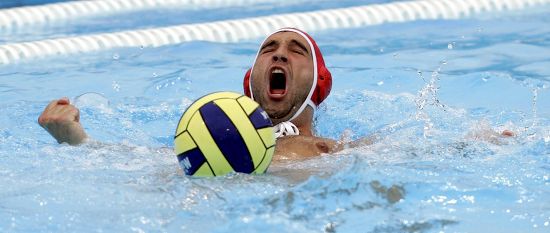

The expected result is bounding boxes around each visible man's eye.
[261,48,274,54]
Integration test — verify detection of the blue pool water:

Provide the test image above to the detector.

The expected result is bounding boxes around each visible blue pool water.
[0,0,69,9]
[1,1,550,232]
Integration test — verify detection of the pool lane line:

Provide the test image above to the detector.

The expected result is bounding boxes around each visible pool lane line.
[0,0,298,29]
[1,0,549,65]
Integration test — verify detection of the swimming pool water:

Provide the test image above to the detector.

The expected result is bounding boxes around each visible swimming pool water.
[1,1,549,232]
[0,0,69,9]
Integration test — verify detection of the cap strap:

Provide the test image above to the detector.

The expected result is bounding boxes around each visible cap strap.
[273,121,300,138]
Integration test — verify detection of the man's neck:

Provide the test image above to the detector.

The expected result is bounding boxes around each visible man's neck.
[289,106,314,136]
[297,124,313,136]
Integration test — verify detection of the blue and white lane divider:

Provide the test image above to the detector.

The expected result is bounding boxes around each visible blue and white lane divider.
[0,0,297,29]
[1,0,549,65]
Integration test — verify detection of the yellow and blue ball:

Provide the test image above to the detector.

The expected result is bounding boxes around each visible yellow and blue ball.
[174,92,276,176]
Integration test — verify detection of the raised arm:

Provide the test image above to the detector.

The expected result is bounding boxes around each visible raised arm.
[38,97,87,145]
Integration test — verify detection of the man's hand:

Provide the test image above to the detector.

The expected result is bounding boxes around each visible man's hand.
[466,123,516,145]
[38,97,87,145]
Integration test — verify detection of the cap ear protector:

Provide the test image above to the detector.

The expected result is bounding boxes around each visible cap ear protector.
[243,28,332,121]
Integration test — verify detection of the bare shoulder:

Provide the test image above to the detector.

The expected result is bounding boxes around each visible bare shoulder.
[273,135,338,160]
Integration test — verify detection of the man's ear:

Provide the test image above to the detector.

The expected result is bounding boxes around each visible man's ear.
[312,65,332,105]
[243,68,252,97]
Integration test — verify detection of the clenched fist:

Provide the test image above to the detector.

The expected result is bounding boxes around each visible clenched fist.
[38,97,87,145]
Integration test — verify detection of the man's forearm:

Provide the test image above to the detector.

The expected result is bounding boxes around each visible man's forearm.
[43,121,87,145]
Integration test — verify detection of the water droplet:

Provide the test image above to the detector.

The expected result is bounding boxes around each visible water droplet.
[152,73,158,77]
[112,81,120,92]
[447,43,453,50]
[379,47,384,53]
[377,81,384,86]
[544,221,549,226]
[506,209,511,213]
[112,53,119,60]
[140,45,144,50]
[393,53,398,57]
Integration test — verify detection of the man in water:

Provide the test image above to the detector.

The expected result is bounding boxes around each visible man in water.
[38,28,513,158]
[39,28,342,159]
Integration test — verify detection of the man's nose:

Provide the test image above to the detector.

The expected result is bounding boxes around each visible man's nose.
[272,49,288,63]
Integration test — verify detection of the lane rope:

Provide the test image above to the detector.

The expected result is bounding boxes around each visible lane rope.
[0,0,297,29]
[1,0,548,65]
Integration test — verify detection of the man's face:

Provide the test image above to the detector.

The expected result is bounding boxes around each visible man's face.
[251,31,314,124]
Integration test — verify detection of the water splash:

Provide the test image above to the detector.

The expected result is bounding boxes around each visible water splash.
[73,92,112,114]
[531,88,538,128]
[415,61,447,138]
[524,87,540,141]
[519,79,549,139]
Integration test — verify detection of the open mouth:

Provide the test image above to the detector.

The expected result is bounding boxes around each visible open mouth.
[269,68,287,97]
